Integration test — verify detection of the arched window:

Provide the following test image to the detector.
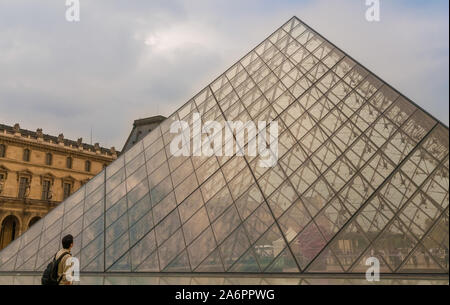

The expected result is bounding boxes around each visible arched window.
[28,216,41,228]
[23,148,30,162]
[85,160,91,172]
[0,215,20,250]
[0,144,6,158]
[45,153,53,166]
[66,157,72,169]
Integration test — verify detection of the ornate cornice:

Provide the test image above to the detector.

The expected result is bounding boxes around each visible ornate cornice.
[0,158,95,179]
[0,195,59,208]
[0,133,116,162]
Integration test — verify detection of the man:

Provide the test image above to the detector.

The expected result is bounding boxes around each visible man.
[55,234,74,285]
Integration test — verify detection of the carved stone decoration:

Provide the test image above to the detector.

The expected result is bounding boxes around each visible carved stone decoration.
[0,166,7,195]
[36,128,43,138]
[94,143,101,154]
[57,133,64,144]
[13,123,20,136]
[22,181,31,199]
[47,187,53,200]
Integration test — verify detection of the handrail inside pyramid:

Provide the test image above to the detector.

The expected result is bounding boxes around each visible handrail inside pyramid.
[0,16,448,274]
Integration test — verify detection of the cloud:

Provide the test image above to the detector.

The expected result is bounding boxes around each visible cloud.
[0,0,448,150]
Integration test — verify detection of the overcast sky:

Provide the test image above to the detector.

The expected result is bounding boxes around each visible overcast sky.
[0,0,448,150]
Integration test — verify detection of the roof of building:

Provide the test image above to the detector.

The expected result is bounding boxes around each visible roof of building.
[133,115,167,128]
[121,115,166,153]
[0,123,118,156]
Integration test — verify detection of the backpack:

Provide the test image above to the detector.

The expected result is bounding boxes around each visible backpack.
[41,252,70,285]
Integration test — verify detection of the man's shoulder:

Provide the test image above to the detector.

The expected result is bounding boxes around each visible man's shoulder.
[56,249,72,260]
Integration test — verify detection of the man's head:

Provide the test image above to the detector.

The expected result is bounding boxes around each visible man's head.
[62,234,73,250]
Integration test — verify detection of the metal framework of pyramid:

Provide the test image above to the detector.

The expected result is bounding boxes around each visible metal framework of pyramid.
[0,17,448,275]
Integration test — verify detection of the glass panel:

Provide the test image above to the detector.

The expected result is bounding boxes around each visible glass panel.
[126,180,149,208]
[350,246,393,273]
[290,220,328,269]
[152,192,176,225]
[135,251,159,272]
[243,203,275,244]
[327,222,370,271]
[183,207,210,246]
[307,247,344,273]
[106,181,126,210]
[106,155,124,179]
[129,209,154,246]
[220,226,251,271]
[80,233,103,270]
[146,149,167,175]
[174,172,198,204]
[125,152,146,177]
[131,229,157,270]
[194,248,224,272]
[15,237,40,270]
[253,224,287,271]
[229,249,260,272]
[61,216,83,240]
[150,175,173,206]
[40,218,62,249]
[265,247,299,273]
[212,205,242,245]
[143,125,162,148]
[155,209,181,246]
[201,170,227,203]
[267,181,298,219]
[86,171,104,195]
[106,212,128,247]
[81,252,105,273]
[82,210,104,248]
[178,189,204,224]
[187,227,217,270]
[157,229,185,270]
[278,198,312,242]
[163,250,191,272]
[399,244,445,273]
[126,166,147,192]
[106,168,125,194]
[172,158,195,189]
[105,232,129,270]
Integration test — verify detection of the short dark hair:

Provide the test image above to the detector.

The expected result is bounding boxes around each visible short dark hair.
[62,234,73,249]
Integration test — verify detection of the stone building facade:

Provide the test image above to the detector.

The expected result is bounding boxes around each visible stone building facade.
[0,123,117,250]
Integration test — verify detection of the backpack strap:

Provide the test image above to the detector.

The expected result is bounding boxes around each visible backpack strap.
[55,252,71,284]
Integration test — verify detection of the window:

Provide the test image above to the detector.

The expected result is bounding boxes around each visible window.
[0,173,5,195]
[0,215,19,250]
[0,144,6,158]
[28,217,41,228]
[85,160,91,172]
[18,177,30,199]
[42,180,52,200]
[63,182,72,200]
[45,153,52,166]
[66,157,72,169]
[23,148,30,162]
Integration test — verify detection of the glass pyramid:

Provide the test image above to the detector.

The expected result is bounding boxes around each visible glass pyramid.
[0,16,448,274]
